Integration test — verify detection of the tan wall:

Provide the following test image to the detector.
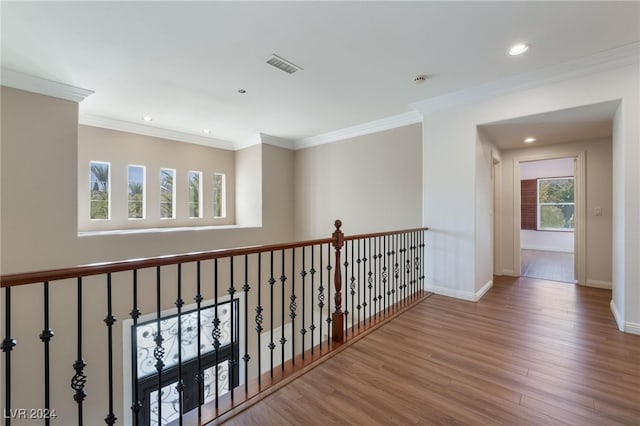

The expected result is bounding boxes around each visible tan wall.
[0,87,298,424]
[499,138,613,285]
[293,123,423,239]
[78,125,236,231]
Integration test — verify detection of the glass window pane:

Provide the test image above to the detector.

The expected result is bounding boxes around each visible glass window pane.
[540,204,574,229]
[539,178,574,203]
[160,169,175,219]
[213,173,225,218]
[90,161,110,220]
[188,171,202,218]
[128,165,145,219]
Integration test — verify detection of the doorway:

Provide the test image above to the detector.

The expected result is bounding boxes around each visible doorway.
[519,158,576,283]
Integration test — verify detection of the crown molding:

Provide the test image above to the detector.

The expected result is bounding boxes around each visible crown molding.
[260,133,296,150]
[411,42,640,115]
[79,114,236,150]
[0,68,94,103]
[234,134,263,151]
[295,110,423,150]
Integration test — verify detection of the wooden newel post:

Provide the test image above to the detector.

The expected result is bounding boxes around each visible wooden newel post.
[331,219,345,343]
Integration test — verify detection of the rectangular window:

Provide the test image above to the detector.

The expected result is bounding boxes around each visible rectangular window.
[160,168,175,219]
[213,173,226,218]
[538,177,574,231]
[128,165,145,219]
[90,161,110,220]
[188,171,202,218]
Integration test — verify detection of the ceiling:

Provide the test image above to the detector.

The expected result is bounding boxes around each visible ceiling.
[478,100,619,151]
[1,2,639,146]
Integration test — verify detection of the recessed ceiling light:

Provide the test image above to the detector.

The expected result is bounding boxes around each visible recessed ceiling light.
[203,129,210,134]
[524,137,536,143]
[238,89,246,94]
[143,116,153,122]
[508,43,529,56]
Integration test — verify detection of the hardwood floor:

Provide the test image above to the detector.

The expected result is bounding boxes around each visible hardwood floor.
[221,276,640,426]
[521,249,575,283]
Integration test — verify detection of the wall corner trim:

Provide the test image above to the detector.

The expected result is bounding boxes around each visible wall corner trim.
[475,280,493,301]
[295,110,422,150]
[610,300,624,332]
[1,68,94,102]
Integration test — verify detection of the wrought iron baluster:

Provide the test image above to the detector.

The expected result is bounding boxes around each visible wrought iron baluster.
[318,244,324,350]
[154,267,165,426]
[344,240,349,337]
[357,239,362,330]
[382,236,388,317]
[71,277,87,426]
[420,231,426,293]
[269,251,275,377]
[105,273,117,425]
[290,248,297,365]
[280,250,287,371]
[2,287,16,426]
[130,270,142,425]
[40,282,54,426]
[194,261,203,417]
[243,254,250,392]
[405,232,411,302]
[367,238,373,324]
[256,253,263,385]
[373,237,378,320]
[394,235,399,309]
[326,242,332,345]
[350,240,356,333]
[310,246,316,354]
[300,247,307,360]
[229,257,236,402]
[213,259,220,409]
[175,264,184,426]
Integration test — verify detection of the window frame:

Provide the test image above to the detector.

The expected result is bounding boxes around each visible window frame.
[127,165,146,220]
[188,171,203,219]
[89,160,111,220]
[213,173,226,219]
[537,176,575,232]
[160,168,176,220]
[135,299,239,426]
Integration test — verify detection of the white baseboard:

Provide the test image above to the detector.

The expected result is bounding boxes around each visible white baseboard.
[425,280,492,302]
[502,269,516,276]
[610,300,624,332]
[475,280,493,301]
[585,279,612,290]
[624,322,640,335]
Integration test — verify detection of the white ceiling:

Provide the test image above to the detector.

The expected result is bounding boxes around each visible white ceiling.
[478,100,619,151]
[1,2,639,146]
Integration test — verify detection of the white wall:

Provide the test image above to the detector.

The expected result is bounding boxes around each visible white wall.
[416,63,639,333]
[520,157,574,179]
[520,230,574,253]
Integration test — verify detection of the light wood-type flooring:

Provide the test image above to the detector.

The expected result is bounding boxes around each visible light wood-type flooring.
[521,249,575,283]
[221,276,640,426]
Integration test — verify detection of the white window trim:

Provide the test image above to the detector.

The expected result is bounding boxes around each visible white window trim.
[160,168,176,220]
[213,173,226,219]
[188,170,203,219]
[537,177,575,232]
[127,164,146,220]
[89,160,111,221]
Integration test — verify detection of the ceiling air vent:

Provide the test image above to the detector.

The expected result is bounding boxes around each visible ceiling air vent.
[266,54,303,74]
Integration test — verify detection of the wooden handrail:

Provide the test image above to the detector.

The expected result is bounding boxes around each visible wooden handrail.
[0,225,429,288]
